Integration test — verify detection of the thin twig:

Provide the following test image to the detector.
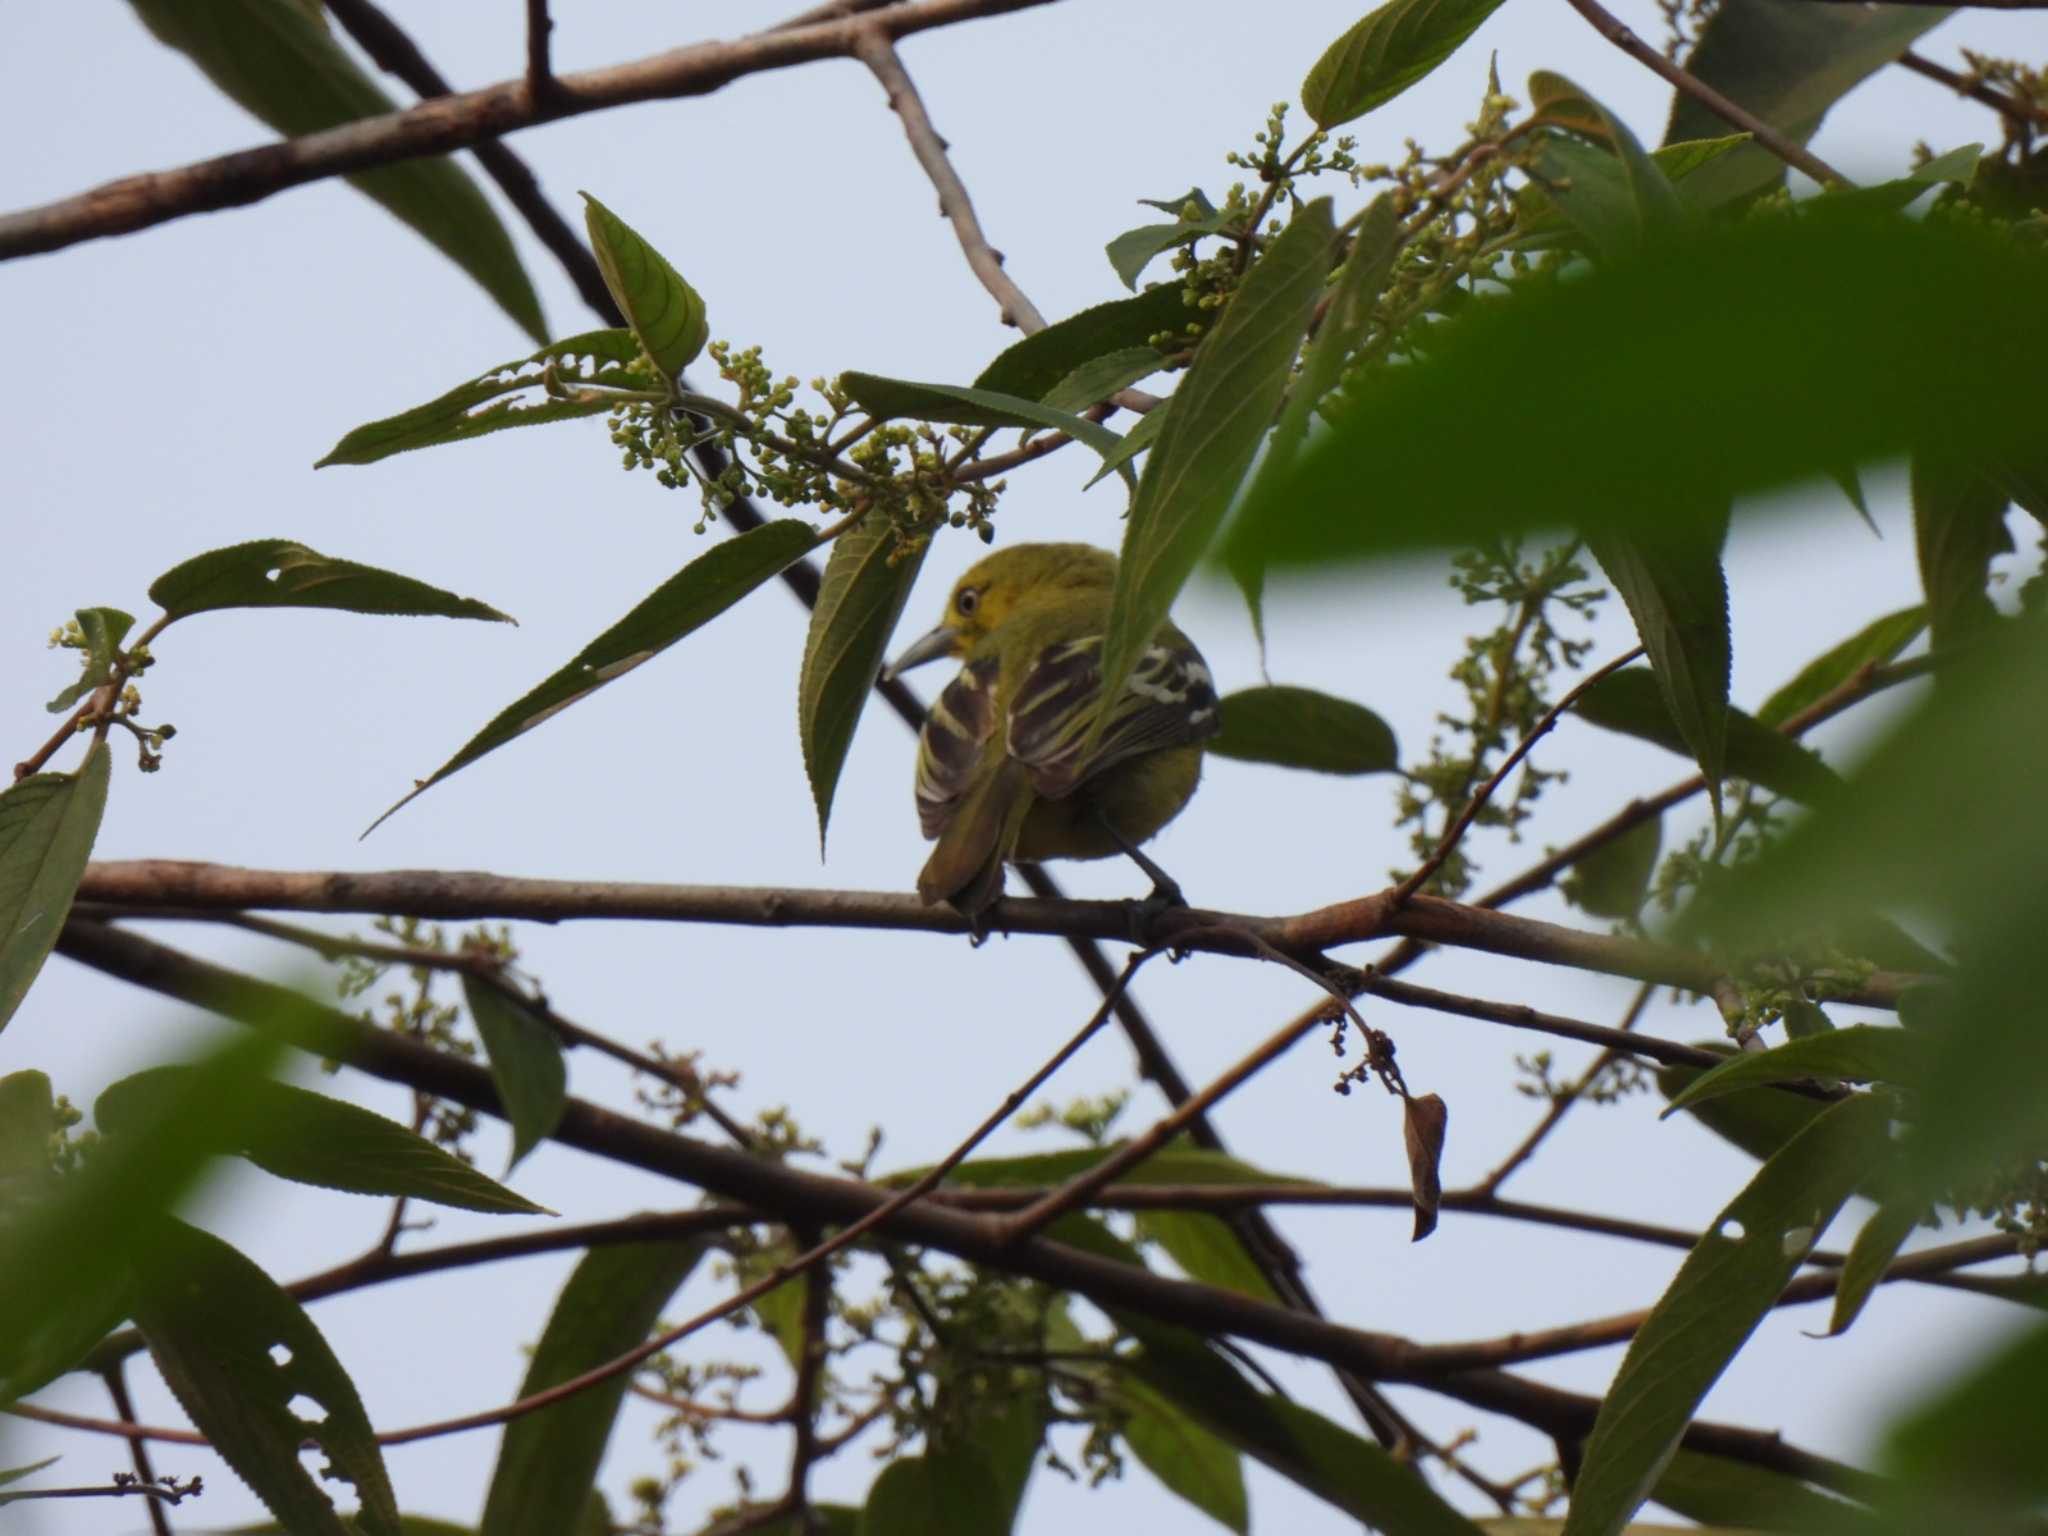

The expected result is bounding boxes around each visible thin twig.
[103,1363,174,1536]
[1558,0,1852,188]
[1899,50,2048,129]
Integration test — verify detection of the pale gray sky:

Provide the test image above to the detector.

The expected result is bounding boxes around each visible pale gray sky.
[3,3,2041,1532]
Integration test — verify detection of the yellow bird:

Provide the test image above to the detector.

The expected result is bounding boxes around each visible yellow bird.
[885,542,1221,918]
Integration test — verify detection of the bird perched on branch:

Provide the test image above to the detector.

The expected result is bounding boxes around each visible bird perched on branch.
[885,542,1221,920]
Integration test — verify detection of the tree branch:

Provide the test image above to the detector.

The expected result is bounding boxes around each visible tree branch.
[0,0,1064,262]
[1899,49,2048,128]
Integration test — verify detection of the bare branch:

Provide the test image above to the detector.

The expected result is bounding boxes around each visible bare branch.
[0,0,1065,262]
[1899,50,2048,128]
[526,0,555,103]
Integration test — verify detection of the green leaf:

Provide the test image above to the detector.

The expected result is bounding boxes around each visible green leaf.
[127,0,543,342]
[1834,143,1984,217]
[1754,606,1925,728]
[1649,1449,1878,1535]
[1106,190,1234,289]
[367,520,817,831]
[975,285,1191,400]
[1099,199,1335,751]
[1118,1376,1249,1534]
[1041,347,1166,413]
[96,1064,548,1214]
[800,518,931,848]
[460,978,568,1171]
[1572,668,1840,806]
[1660,1026,1929,1116]
[0,743,110,1036]
[1301,0,1510,129]
[856,1390,1043,1536]
[1226,213,2048,580]
[479,1238,707,1536]
[1083,398,1172,490]
[838,373,1130,469]
[1662,0,1949,206]
[1827,1200,1919,1338]
[1207,685,1399,775]
[44,607,136,713]
[0,1032,278,1405]
[1561,812,1662,920]
[317,330,648,468]
[1881,1317,2048,1516]
[749,1272,809,1369]
[1133,1210,1279,1303]
[885,1142,1310,1193]
[0,1071,56,1184]
[579,194,708,379]
[1657,1046,1829,1169]
[136,1218,399,1536]
[0,1457,60,1492]
[148,539,514,624]
[1563,1093,1894,1536]
[1911,452,2012,652]
[1527,74,1686,260]
[1124,1321,1483,1534]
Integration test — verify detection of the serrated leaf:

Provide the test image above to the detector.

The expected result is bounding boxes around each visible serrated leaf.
[96,1065,548,1214]
[1584,529,1732,811]
[1564,1093,1893,1536]
[1301,0,1509,129]
[367,519,817,831]
[1661,1027,1928,1116]
[1124,1320,1483,1534]
[1041,346,1166,413]
[975,285,1192,400]
[460,978,567,1171]
[1098,199,1335,752]
[1911,452,2011,652]
[0,743,110,1036]
[1754,606,1925,728]
[148,539,513,624]
[1223,214,2048,580]
[1118,1376,1249,1534]
[1207,685,1398,775]
[800,518,930,848]
[838,373,1130,469]
[128,0,543,341]
[479,1239,707,1536]
[44,607,136,713]
[1828,1200,1920,1338]
[1573,668,1839,806]
[1528,73,1686,260]
[1134,1210,1280,1302]
[1662,0,1949,206]
[136,1218,398,1536]
[317,330,648,467]
[580,194,707,379]
[1562,812,1662,920]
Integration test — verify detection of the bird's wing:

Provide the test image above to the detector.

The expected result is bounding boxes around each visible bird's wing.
[914,653,1001,840]
[1007,632,1221,801]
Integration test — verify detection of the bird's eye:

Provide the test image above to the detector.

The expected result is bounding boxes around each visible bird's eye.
[955,588,980,617]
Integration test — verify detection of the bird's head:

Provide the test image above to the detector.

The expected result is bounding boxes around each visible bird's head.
[885,542,1115,677]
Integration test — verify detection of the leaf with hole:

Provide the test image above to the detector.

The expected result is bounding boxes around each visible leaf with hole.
[0,744,109,1037]
[366,519,817,831]
[128,0,544,341]
[149,540,513,624]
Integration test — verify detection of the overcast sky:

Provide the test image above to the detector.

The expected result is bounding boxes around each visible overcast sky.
[4,3,2043,1532]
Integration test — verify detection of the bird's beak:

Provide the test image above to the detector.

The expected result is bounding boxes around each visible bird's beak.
[884,623,959,681]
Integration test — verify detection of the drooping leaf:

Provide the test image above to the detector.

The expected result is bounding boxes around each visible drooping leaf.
[1301,0,1510,129]
[1098,199,1335,751]
[1662,0,1950,206]
[1404,1091,1448,1241]
[1660,1026,1928,1116]
[1563,1093,1893,1536]
[1105,190,1234,290]
[975,284,1191,400]
[1561,812,1662,920]
[1118,1376,1249,1534]
[1206,685,1399,775]
[1753,607,1924,728]
[1827,1200,1921,1338]
[800,517,930,847]
[96,1065,548,1214]
[0,1032,277,1405]
[136,1218,399,1536]
[366,520,817,831]
[1133,1210,1280,1302]
[317,330,649,468]
[1572,668,1839,806]
[0,743,110,1036]
[479,1239,707,1536]
[460,978,568,1171]
[580,194,708,379]
[838,373,1129,469]
[127,0,545,341]
[1911,452,2012,652]
[1225,214,2048,584]
[1585,528,1732,810]
[148,539,513,624]
[44,607,136,713]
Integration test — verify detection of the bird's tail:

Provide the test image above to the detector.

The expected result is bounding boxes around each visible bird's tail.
[918,758,1032,917]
